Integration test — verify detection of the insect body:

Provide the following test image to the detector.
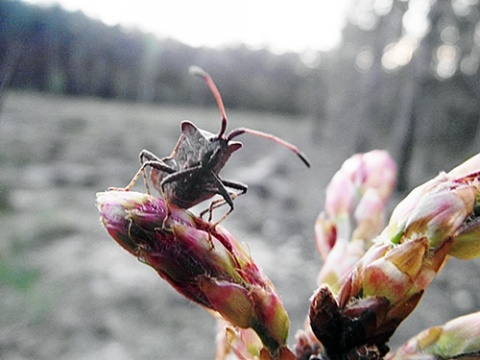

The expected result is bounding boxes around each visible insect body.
[124,66,310,224]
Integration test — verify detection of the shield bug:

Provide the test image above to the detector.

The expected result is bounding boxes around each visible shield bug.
[122,66,310,225]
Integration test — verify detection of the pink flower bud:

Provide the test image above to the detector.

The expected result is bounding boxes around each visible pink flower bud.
[315,151,397,291]
[307,152,480,359]
[97,190,289,355]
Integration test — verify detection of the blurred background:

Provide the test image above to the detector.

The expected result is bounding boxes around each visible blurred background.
[1,0,480,359]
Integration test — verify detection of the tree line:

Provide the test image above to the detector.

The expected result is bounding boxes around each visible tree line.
[0,0,310,113]
[2,0,480,189]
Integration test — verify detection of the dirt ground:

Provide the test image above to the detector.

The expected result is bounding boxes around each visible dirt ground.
[1,91,480,359]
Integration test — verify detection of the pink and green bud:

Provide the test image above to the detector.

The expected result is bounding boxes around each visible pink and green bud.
[97,190,289,355]
[216,319,295,360]
[352,188,387,242]
[316,238,365,293]
[324,167,356,221]
[388,153,480,243]
[216,321,264,360]
[387,312,480,359]
[399,185,475,248]
[314,214,337,261]
[315,150,397,290]
[384,161,480,264]
[360,150,398,201]
[451,218,480,259]
[323,150,396,235]
[447,155,480,259]
[331,168,479,334]
[326,150,397,211]
[362,237,428,301]
[306,153,480,359]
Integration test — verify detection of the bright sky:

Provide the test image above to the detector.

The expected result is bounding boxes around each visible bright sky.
[23,0,351,53]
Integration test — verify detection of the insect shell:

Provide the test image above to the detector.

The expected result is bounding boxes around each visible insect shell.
[126,66,310,223]
[147,119,245,211]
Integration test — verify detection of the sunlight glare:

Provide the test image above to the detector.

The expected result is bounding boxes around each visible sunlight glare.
[440,25,460,45]
[402,0,432,39]
[435,44,459,78]
[22,0,351,53]
[381,36,418,71]
[300,50,322,69]
[348,2,379,31]
[355,49,374,72]
[373,0,394,16]
[452,0,479,17]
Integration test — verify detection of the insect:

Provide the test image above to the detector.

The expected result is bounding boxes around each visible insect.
[122,66,310,225]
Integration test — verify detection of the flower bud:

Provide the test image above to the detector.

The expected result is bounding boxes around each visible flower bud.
[315,151,397,291]
[307,152,480,360]
[387,312,480,359]
[97,190,290,355]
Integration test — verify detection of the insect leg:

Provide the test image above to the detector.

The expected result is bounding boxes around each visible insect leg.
[199,179,247,221]
[211,172,235,210]
[220,179,248,194]
[122,158,176,193]
[139,149,163,162]
[139,150,174,194]
[203,173,249,228]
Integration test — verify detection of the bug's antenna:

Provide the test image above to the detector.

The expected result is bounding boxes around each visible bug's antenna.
[189,66,228,138]
[228,128,311,167]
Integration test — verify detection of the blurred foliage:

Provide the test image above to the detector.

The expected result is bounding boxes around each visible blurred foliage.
[0,183,12,211]
[0,250,39,291]
[326,0,480,189]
